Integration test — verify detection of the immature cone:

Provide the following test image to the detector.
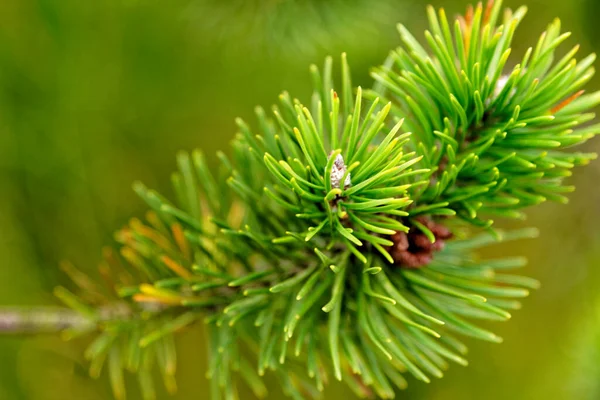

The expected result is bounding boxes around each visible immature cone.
[389,218,452,268]
[329,153,352,189]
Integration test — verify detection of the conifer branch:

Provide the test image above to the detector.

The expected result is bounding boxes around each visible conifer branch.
[2,1,598,399]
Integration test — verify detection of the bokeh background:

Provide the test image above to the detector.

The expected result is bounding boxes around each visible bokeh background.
[1,0,600,399]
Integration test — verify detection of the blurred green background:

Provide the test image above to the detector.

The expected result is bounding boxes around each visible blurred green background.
[1,0,600,399]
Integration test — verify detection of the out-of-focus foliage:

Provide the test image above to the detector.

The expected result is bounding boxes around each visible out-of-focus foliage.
[186,0,405,60]
[0,0,600,399]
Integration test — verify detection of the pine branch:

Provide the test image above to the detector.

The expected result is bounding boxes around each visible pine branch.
[2,1,598,399]
[370,3,598,227]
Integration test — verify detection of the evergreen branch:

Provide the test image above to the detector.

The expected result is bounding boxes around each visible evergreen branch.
[1,1,597,399]
[370,2,599,229]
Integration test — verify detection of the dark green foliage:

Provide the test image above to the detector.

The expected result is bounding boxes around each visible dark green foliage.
[7,1,599,399]
[187,0,398,59]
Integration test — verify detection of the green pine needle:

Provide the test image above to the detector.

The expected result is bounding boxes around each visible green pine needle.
[1,2,597,400]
